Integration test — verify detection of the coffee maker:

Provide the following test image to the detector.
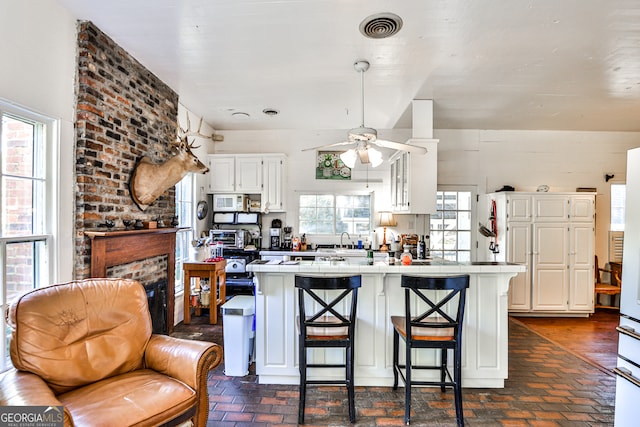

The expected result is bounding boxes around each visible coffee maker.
[270,219,282,249]
[283,226,293,250]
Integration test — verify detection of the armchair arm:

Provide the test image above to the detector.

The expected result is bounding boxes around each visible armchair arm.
[145,335,222,427]
[145,335,222,388]
[0,369,73,426]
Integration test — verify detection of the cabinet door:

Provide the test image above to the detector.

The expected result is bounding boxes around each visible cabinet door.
[532,223,568,311]
[534,195,569,221]
[208,156,235,193]
[507,223,531,311]
[506,194,532,221]
[263,155,286,212]
[390,159,398,210]
[569,223,595,311]
[235,156,263,193]
[570,195,595,222]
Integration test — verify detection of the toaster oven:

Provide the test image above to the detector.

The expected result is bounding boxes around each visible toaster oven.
[209,229,251,249]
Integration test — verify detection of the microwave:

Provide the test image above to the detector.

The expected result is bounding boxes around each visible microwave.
[212,194,249,212]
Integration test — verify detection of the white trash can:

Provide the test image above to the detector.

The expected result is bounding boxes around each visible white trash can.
[222,295,255,376]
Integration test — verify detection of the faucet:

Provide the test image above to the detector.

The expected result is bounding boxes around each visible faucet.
[340,232,351,249]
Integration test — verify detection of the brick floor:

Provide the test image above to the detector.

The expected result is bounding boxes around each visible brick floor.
[174,317,615,426]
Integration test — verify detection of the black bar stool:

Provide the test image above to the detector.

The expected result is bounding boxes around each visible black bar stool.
[391,274,470,426]
[295,274,361,424]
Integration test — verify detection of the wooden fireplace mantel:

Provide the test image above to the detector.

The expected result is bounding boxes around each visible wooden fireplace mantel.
[85,228,178,333]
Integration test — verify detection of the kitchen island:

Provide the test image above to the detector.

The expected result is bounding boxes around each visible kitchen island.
[247,258,525,388]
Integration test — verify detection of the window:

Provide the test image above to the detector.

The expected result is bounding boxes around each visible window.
[174,174,194,295]
[1,104,55,371]
[299,193,371,235]
[611,183,626,231]
[429,190,474,262]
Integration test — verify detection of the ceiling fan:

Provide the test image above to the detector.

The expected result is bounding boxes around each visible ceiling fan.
[303,59,427,168]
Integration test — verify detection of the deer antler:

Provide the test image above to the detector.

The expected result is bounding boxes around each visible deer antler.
[178,114,224,142]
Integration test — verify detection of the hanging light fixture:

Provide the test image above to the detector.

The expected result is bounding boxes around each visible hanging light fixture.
[340,143,383,169]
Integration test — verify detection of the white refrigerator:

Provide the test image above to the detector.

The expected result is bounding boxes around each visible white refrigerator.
[615,147,640,426]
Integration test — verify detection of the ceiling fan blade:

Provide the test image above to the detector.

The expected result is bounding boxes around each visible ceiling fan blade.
[374,139,428,154]
[301,141,354,152]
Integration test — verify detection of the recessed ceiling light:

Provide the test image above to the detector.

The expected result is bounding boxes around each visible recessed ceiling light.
[231,112,250,119]
[263,108,279,116]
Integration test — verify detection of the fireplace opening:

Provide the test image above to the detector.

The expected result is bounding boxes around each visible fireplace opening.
[145,281,167,334]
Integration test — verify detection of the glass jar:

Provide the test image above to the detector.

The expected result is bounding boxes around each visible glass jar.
[401,248,413,265]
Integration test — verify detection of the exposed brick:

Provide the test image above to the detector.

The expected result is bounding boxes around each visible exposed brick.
[74,22,178,285]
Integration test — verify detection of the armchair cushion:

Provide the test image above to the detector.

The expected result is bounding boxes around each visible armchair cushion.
[8,278,151,394]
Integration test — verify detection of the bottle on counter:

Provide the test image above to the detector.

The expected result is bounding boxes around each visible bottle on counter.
[418,235,426,260]
[367,250,374,265]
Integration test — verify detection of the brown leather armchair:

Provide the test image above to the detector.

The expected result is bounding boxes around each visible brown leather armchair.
[0,278,222,427]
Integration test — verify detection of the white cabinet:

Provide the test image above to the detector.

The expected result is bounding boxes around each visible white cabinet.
[262,155,286,212]
[208,153,287,212]
[487,192,595,315]
[389,139,438,214]
[506,222,531,310]
[208,156,236,193]
[235,156,263,193]
[531,222,569,311]
[208,155,262,193]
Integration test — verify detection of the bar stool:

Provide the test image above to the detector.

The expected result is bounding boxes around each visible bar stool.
[391,274,470,426]
[295,274,361,424]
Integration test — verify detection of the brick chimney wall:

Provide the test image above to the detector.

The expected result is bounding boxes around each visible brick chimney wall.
[74,21,179,282]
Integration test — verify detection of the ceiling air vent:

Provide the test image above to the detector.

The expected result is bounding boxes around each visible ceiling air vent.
[359,13,403,39]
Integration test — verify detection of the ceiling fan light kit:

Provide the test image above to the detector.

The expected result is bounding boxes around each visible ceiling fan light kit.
[302,58,427,168]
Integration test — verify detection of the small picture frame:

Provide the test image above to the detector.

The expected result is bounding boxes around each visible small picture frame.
[316,151,351,180]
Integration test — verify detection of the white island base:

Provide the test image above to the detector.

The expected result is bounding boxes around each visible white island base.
[248,260,524,388]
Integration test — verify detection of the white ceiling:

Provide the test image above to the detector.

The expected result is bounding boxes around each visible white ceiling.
[56,0,640,133]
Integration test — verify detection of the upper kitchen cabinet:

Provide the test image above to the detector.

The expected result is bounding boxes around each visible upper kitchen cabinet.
[262,154,287,212]
[208,154,262,193]
[207,153,287,212]
[208,155,235,192]
[389,139,438,214]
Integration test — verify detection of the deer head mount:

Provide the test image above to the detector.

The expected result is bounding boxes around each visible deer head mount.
[129,135,209,211]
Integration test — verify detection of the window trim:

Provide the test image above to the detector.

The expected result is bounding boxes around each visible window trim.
[297,191,374,237]
[0,100,58,372]
[430,186,477,262]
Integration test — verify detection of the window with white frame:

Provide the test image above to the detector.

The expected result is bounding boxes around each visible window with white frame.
[298,193,372,235]
[174,174,195,296]
[1,104,55,371]
[429,190,474,262]
[611,183,626,232]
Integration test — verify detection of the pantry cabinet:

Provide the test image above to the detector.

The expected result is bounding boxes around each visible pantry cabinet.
[207,153,287,212]
[389,139,438,214]
[485,192,595,315]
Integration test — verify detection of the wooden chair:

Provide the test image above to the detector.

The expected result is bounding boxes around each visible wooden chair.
[391,274,470,426]
[594,255,622,310]
[295,274,361,424]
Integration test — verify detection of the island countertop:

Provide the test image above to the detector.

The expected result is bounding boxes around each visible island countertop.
[249,260,525,388]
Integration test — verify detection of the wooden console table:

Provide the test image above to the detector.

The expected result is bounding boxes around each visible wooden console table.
[85,228,178,333]
[183,260,227,325]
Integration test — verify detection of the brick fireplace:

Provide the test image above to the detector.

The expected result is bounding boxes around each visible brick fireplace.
[73,21,179,290]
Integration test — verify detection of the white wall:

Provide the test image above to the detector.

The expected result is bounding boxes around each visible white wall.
[1,0,77,282]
